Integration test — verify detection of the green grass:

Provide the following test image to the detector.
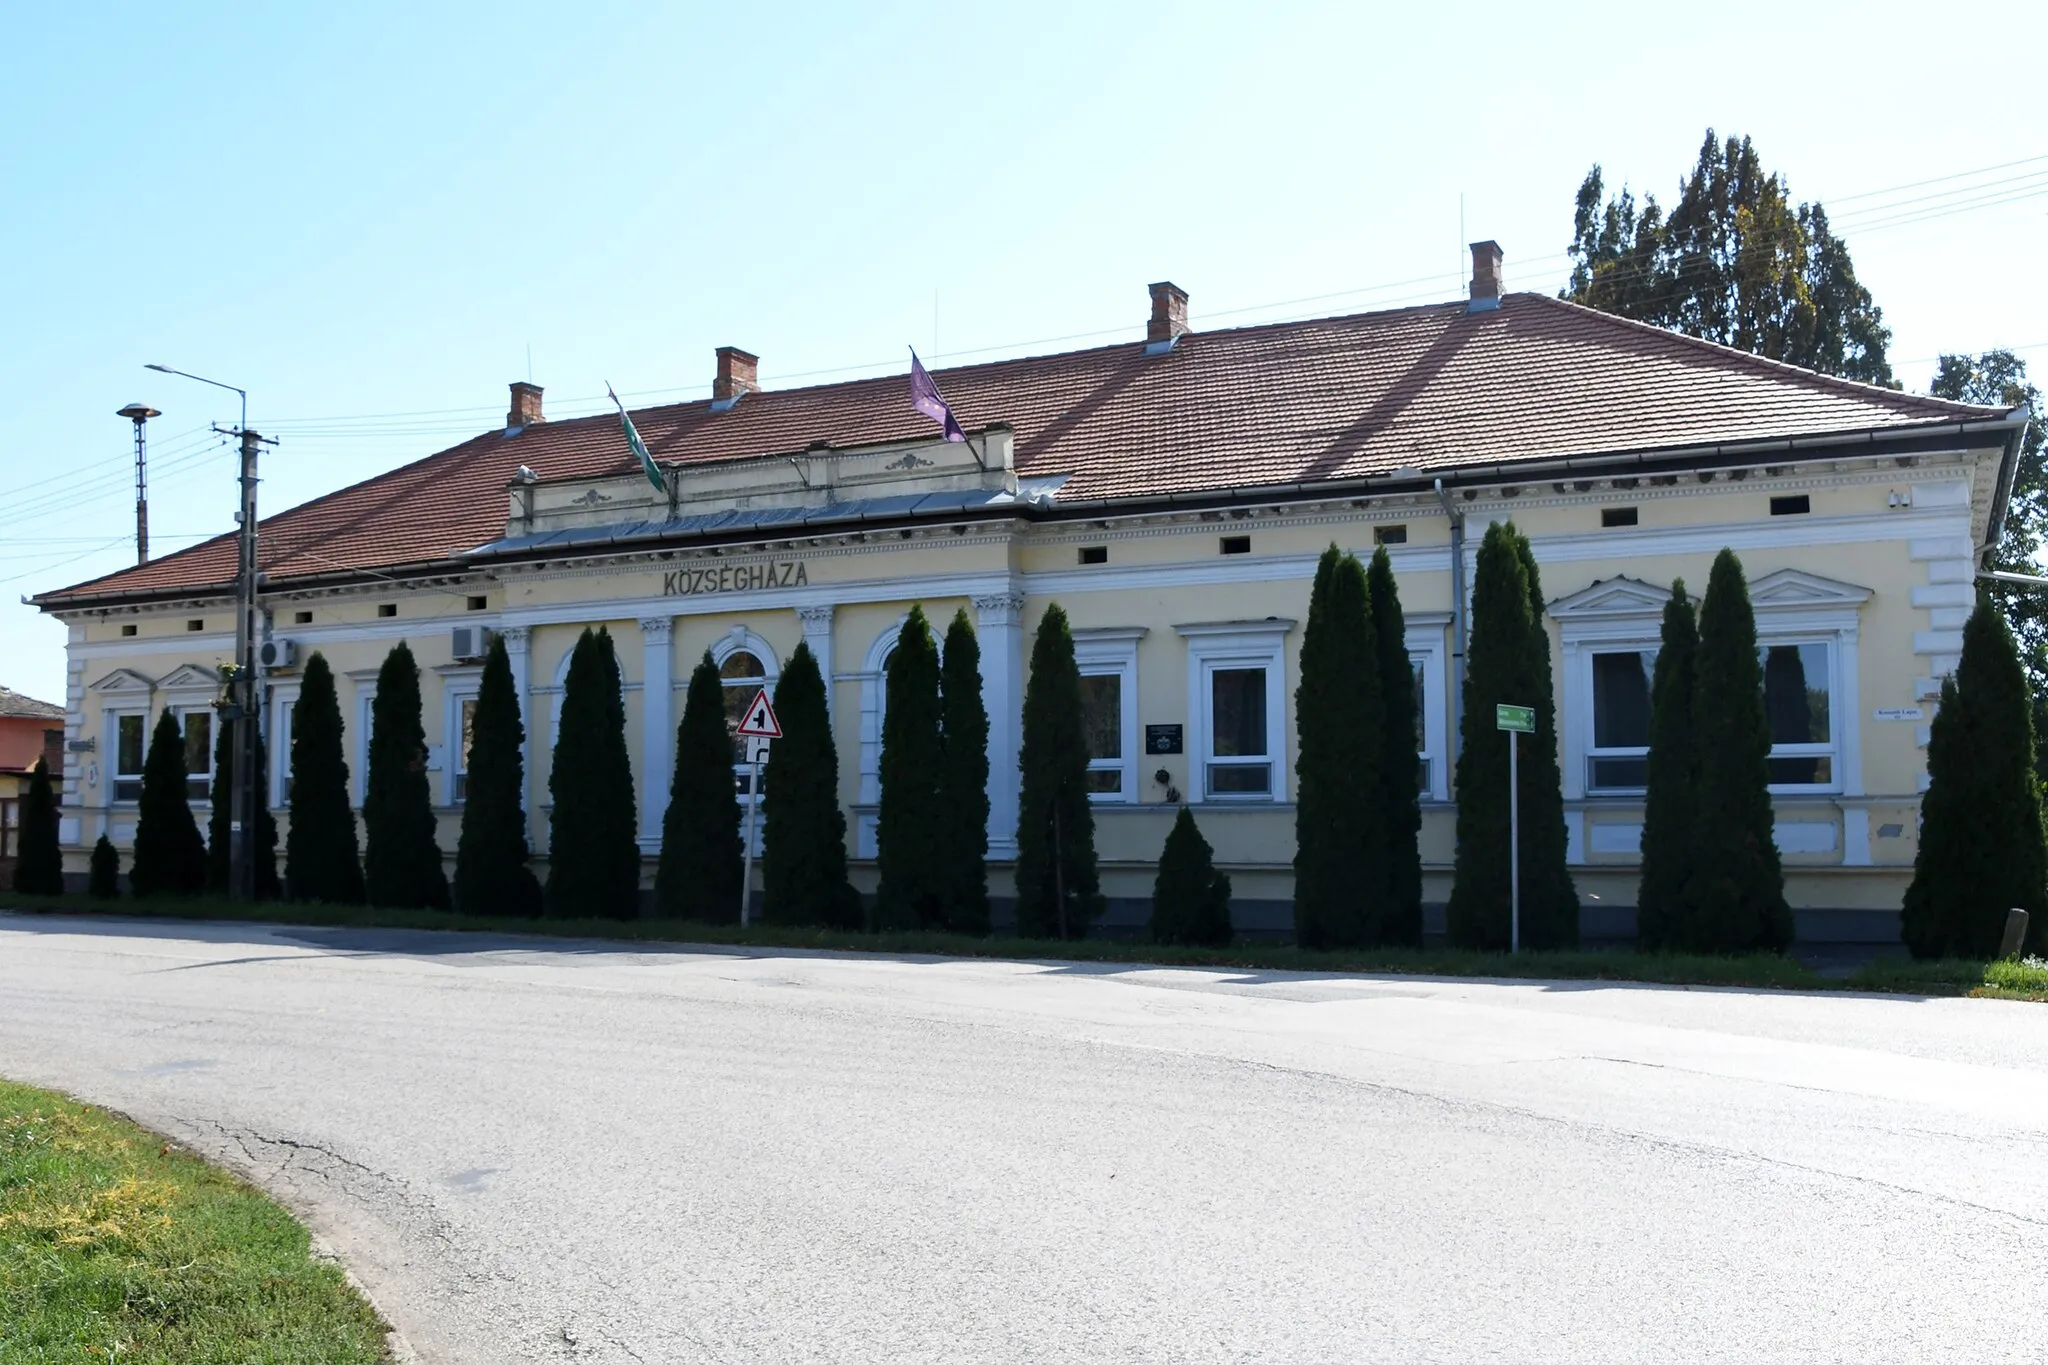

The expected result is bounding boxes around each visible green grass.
[0,1078,390,1363]
[4,891,2042,999]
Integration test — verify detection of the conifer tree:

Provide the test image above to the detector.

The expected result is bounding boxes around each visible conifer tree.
[11,756,63,897]
[1150,806,1233,946]
[938,609,990,936]
[362,642,450,910]
[1680,549,1793,952]
[760,642,860,928]
[87,833,119,899]
[1014,603,1104,939]
[1293,547,1384,949]
[1904,596,2048,959]
[1368,546,1425,946]
[1447,523,1578,949]
[130,710,208,898]
[655,651,744,922]
[1635,581,1699,951]
[546,627,641,919]
[875,606,949,931]
[284,652,364,904]
[206,719,279,899]
[453,634,542,917]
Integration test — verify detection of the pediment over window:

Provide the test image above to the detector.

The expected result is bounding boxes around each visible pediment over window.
[1747,568,1873,610]
[88,667,156,695]
[1546,577,1673,621]
[158,663,222,693]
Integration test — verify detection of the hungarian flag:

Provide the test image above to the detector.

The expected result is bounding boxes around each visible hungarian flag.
[908,349,966,443]
[607,383,666,494]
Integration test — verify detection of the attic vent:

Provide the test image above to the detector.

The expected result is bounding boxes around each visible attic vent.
[1770,495,1811,517]
[1374,524,1407,545]
[1602,507,1639,528]
[1078,546,1108,565]
[1220,535,1251,556]
[186,619,204,632]
[377,603,397,618]
[120,624,137,637]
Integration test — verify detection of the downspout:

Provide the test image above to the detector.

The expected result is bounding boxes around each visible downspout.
[1434,478,1467,776]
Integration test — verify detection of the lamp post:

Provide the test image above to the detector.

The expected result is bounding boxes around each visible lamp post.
[144,364,260,901]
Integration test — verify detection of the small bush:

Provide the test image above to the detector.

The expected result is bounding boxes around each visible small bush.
[87,835,120,899]
[1151,807,1233,946]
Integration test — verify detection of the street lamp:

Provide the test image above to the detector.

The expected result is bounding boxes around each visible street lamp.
[143,363,262,902]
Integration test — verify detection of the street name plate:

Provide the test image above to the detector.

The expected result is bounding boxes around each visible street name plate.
[1496,703,1535,733]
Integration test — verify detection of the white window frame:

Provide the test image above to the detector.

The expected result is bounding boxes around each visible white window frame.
[1178,620,1293,804]
[442,672,483,807]
[171,705,215,804]
[106,706,149,805]
[1404,614,1451,803]
[1072,628,1144,804]
[268,682,301,810]
[1757,637,1841,792]
[354,686,378,806]
[1583,646,1658,794]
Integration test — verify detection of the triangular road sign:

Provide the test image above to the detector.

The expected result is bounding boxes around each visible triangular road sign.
[735,690,782,738]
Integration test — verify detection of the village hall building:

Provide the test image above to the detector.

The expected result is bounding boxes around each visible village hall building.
[33,246,2032,940]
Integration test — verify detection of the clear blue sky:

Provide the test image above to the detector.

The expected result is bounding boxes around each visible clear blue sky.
[4,1,2044,702]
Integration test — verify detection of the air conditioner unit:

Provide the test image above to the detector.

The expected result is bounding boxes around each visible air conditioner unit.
[258,638,298,670]
[451,626,495,663]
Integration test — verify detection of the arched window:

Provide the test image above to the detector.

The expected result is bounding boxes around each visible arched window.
[721,649,768,797]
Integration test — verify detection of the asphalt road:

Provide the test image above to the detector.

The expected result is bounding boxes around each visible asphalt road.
[1,913,2043,1363]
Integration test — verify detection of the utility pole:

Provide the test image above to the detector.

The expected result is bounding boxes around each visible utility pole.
[117,403,160,565]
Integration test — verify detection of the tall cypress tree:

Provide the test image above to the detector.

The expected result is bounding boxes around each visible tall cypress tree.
[206,718,280,899]
[130,710,207,898]
[284,652,364,904]
[875,606,948,931]
[1150,806,1233,947]
[1636,581,1699,951]
[655,650,744,922]
[362,642,450,910]
[1904,596,2048,959]
[454,634,543,917]
[1293,547,1385,949]
[1368,546,1424,947]
[1681,549,1793,953]
[547,627,641,919]
[1014,602,1104,939]
[760,642,860,928]
[939,609,990,936]
[1447,522,1578,949]
[11,756,63,896]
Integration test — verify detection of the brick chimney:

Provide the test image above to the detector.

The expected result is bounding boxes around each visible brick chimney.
[507,381,545,429]
[1468,241,1504,312]
[713,347,760,408]
[1147,282,1190,351]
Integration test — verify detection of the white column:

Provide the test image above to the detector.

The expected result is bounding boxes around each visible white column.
[797,605,835,721]
[638,617,675,850]
[498,626,533,812]
[974,591,1027,861]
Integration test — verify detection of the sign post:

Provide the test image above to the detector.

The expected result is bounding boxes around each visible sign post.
[734,690,783,928]
[1496,703,1535,953]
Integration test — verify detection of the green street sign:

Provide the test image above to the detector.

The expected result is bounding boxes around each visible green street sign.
[1496,703,1535,734]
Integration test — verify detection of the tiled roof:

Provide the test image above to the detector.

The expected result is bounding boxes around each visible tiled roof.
[0,686,64,720]
[37,293,2006,606]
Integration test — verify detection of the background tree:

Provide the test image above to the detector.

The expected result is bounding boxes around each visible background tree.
[547,627,641,919]
[875,607,948,931]
[130,710,208,898]
[362,642,450,910]
[207,720,280,898]
[655,651,744,922]
[1014,603,1104,939]
[1368,545,1424,946]
[1567,129,1893,386]
[1635,581,1699,951]
[1447,523,1578,949]
[87,833,119,899]
[453,634,542,917]
[938,609,991,936]
[1150,806,1232,947]
[1293,546,1384,949]
[11,756,62,896]
[284,652,364,904]
[1681,550,1793,953]
[1903,597,2048,959]
[760,642,860,929]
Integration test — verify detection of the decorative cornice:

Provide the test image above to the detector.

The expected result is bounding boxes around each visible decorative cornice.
[637,617,674,639]
[972,591,1027,625]
[796,604,836,630]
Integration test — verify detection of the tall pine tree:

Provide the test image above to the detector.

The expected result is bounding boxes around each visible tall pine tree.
[1293,547,1385,949]
[453,634,543,917]
[1014,603,1104,939]
[10,756,62,896]
[1636,581,1699,951]
[362,642,450,909]
[284,652,364,904]
[207,719,280,899]
[1903,596,2048,959]
[655,651,744,922]
[130,710,207,898]
[1368,546,1424,947]
[875,606,948,931]
[938,609,990,936]
[547,627,641,919]
[1680,549,1793,953]
[760,642,860,928]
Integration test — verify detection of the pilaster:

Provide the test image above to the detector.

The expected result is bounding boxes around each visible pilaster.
[638,617,674,849]
[974,591,1027,860]
[796,604,835,723]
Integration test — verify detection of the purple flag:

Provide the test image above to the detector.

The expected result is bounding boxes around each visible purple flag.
[909,349,967,443]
